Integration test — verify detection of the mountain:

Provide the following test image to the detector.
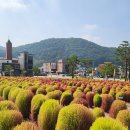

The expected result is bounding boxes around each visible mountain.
[12,38,116,66]
[0,38,116,66]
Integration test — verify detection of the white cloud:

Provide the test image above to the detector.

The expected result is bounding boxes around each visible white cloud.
[0,0,27,10]
[84,24,97,31]
[82,34,101,43]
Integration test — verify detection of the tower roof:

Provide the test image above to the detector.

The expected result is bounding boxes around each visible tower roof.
[6,39,12,44]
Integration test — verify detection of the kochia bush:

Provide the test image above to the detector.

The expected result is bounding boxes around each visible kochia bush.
[0,110,23,130]
[2,86,12,100]
[86,92,94,107]
[8,87,21,102]
[109,100,127,118]
[90,117,127,130]
[60,91,73,106]
[31,94,45,121]
[116,110,130,130]
[38,99,61,130]
[0,100,18,111]
[13,121,39,130]
[71,98,88,107]
[93,107,105,118]
[15,90,34,119]
[93,94,102,107]
[101,94,114,112]
[56,104,95,130]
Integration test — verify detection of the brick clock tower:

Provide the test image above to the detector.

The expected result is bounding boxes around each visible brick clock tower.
[6,40,12,60]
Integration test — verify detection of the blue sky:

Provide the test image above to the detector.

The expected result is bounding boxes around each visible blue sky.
[0,0,130,47]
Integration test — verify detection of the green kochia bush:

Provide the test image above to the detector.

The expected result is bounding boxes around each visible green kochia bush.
[36,88,47,95]
[31,94,45,121]
[93,94,102,107]
[109,100,127,118]
[93,107,105,118]
[0,86,6,96]
[38,99,61,130]
[8,87,21,102]
[116,110,130,130]
[0,100,18,110]
[0,110,23,130]
[56,104,95,130]
[90,117,127,130]
[15,90,34,119]
[13,121,39,130]
[60,91,73,106]
[47,90,62,100]
[2,86,12,100]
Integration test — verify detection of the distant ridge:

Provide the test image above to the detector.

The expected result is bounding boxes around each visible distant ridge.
[0,38,116,66]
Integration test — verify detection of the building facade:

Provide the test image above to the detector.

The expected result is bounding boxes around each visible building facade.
[6,40,12,60]
[18,52,33,76]
[43,59,66,74]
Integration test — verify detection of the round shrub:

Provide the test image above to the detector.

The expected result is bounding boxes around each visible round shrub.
[13,121,39,130]
[124,91,130,102]
[0,110,23,130]
[93,107,105,118]
[8,87,21,102]
[90,117,127,130]
[102,87,109,94]
[101,94,114,112]
[31,94,45,121]
[56,104,95,130]
[0,86,6,96]
[15,90,34,119]
[116,110,130,130]
[86,92,94,107]
[46,90,62,100]
[46,86,54,93]
[38,99,61,130]
[109,100,127,118]
[93,94,102,107]
[60,91,73,106]
[0,100,18,111]
[84,87,91,94]
[36,88,47,95]
[71,98,88,107]
[73,91,85,99]
[109,89,115,98]
[2,86,12,100]
[116,92,125,100]
[28,86,38,94]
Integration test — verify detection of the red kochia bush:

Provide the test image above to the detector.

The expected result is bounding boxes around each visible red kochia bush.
[124,91,130,102]
[86,92,94,107]
[101,94,114,112]
[71,98,88,107]
[109,100,127,118]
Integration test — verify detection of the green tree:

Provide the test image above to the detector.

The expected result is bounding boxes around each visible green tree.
[33,66,40,76]
[116,41,130,81]
[4,65,13,76]
[99,62,116,78]
[66,55,79,78]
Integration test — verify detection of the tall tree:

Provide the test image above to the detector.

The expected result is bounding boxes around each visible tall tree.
[66,55,79,78]
[33,66,40,76]
[99,62,116,79]
[116,41,130,81]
